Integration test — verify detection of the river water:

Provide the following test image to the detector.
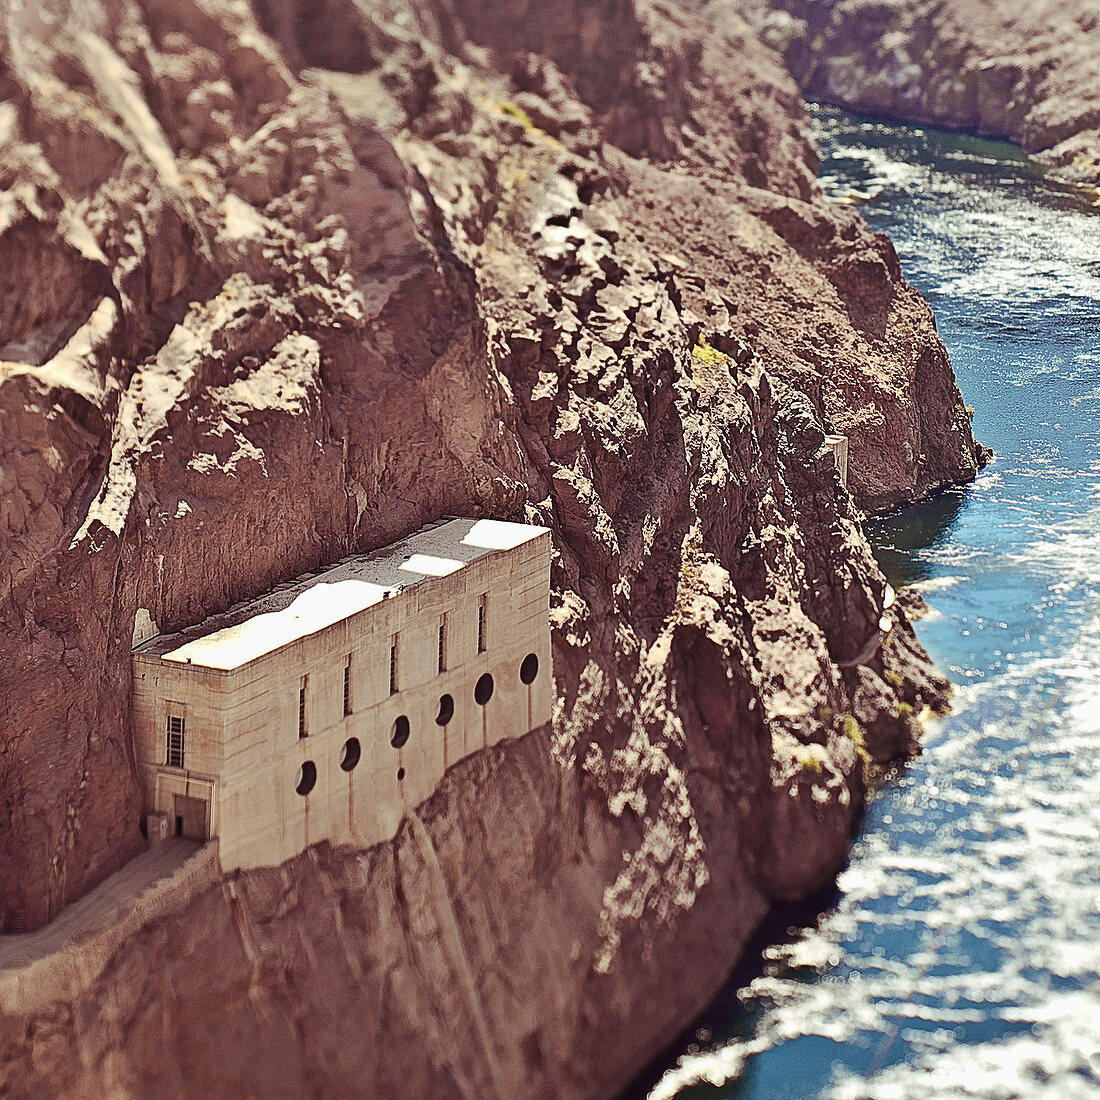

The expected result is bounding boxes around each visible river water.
[637,109,1100,1099]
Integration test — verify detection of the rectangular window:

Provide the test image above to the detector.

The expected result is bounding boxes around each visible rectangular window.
[343,657,352,716]
[389,636,399,695]
[166,715,185,768]
[438,615,448,673]
[477,594,488,654]
[299,676,308,739]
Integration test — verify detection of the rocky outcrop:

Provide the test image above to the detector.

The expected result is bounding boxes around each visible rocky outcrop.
[715,0,1100,188]
[2,0,973,1095]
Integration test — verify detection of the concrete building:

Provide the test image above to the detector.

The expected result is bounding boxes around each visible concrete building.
[131,518,552,873]
[825,434,849,488]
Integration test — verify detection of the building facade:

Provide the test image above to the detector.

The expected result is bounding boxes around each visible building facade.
[131,518,552,873]
[824,434,849,487]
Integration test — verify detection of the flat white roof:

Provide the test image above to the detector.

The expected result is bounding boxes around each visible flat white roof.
[135,518,548,671]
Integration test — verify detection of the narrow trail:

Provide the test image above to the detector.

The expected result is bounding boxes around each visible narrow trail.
[0,838,200,970]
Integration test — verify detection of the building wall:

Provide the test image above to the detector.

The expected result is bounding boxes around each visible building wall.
[132,660,231,777]
[131,532,552,873]
[825,434,849,487]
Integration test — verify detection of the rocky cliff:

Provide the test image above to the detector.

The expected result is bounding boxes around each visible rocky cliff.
[719,0,1100,189]
[1,0,978,1095]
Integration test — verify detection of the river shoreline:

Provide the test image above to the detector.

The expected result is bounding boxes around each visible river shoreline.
[636,105,1100,1099]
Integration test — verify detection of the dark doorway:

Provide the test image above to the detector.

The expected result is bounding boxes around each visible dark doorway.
[172,795,208,839]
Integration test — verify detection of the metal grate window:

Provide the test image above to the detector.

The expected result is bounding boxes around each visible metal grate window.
[299,676,309,739]
[438,616,447,673]
[389,636,399,695]
[343,658,352,716]
[166,715,185,768]
[477,594,488,654]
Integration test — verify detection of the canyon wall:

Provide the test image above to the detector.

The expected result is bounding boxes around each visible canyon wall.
[1,0,979,1094]
[717,0,1100,188]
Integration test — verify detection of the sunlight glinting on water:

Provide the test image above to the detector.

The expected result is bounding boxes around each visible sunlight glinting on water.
[651,600,1100,1098]
[646,109,1100,1099]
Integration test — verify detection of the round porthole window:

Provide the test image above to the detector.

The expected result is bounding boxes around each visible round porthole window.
[295,760,317,796]
[390,714,410,748]
[474,672,494,706]
[520,653,539,685]
[339,737,361,772]
[397,766,406,781]
[436,693,455,726]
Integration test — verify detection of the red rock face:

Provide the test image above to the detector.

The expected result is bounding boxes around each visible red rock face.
[721,0,1100,186]
[2,0,975,1094]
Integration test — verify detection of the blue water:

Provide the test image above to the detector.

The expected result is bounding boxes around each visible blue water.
[643,109,1100,1099]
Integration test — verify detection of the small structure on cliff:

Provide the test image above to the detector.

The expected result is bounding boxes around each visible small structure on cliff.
[131,518,552,873]
[825,434,849,488]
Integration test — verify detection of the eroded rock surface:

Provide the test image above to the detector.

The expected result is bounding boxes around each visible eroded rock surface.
[2,0,976,1095]
[718,0,1100,188]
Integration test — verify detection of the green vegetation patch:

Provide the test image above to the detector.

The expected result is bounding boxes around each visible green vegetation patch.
[839,712,871,764]
[691,337,732,369]
[797,753,823,775]
[498,98,537,132]
[840,713,863,744]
